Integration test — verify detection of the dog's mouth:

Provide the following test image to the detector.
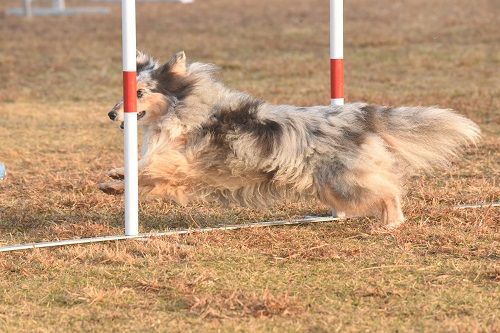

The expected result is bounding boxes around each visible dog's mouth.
[120,111,147,129]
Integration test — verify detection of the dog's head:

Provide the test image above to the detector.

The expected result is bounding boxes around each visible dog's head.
[108,51,194,128]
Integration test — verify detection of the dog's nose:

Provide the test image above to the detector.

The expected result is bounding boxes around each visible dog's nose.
[108,111,117,120]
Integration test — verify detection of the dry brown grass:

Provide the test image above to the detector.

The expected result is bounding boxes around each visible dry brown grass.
[0,0,499,331]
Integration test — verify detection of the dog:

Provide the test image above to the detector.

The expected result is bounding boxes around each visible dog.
[99,51,480,230]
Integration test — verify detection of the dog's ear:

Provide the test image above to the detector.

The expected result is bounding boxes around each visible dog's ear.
[153,51,195,99]
[167,51,187,76]
[136,50,158,74]
[153,51,187,80]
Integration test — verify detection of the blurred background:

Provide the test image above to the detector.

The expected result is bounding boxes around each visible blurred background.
[1,0,497,109]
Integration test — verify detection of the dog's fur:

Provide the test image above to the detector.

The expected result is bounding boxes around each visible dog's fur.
[100,51,481,230]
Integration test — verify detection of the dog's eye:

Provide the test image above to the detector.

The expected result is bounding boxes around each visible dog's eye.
[137,89,145,99]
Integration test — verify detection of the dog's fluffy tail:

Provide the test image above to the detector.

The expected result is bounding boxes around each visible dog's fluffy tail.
[370,105,481,171]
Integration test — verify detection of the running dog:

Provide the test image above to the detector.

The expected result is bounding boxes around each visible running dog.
[99,51,480,230]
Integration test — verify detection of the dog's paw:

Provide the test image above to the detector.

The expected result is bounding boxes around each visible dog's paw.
[370,222,403,235]
[331,209,347,219]
[107,168,125,180]
[98,180,125,195]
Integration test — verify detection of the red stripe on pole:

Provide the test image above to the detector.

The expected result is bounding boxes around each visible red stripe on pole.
[330,59,344,99]
[123,71,137,113]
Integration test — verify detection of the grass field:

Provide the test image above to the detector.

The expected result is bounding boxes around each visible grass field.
[0,0,499,331]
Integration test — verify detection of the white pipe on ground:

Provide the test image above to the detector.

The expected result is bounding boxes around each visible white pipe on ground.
[0,216,341,252]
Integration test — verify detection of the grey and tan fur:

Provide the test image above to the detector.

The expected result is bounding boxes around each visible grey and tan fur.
[100,51,481,230]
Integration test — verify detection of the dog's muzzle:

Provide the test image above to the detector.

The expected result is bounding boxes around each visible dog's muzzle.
[108,111,117,120]
[118,111,146,129]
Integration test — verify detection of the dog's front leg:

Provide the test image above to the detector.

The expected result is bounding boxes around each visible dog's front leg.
[100,158,148,194]
[105,155,148,181]
[105,129,155,180]
[107,167,125,180]
[98,179,124,195]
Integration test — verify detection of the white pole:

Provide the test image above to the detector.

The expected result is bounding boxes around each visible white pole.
[24,0,33,18]
[122,0,139,236]
[53,0,65,11]
[330,0,344,106]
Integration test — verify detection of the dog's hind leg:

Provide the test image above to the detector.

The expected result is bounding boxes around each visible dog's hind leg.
[372,195,405,233]
[384,195,405,228]
[331,208,347,219]
[315,158,404,230]
[316,181,374,221]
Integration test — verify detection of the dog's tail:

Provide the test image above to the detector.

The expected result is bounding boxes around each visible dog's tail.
[364,104,481,171]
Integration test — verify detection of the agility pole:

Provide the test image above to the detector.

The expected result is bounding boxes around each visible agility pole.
[122,0,139,236]
[330,0,343,105]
